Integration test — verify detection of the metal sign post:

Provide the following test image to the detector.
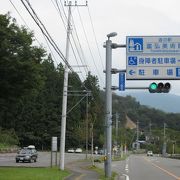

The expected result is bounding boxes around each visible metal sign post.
[51,137,57,167]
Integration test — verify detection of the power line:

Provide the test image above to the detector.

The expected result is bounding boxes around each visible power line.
[8,0,40,46]
[51,0,88,82]
[71,15,90,73]
[55,0,89,74]
[56,1,102,92]
[77,7,104,84]
[20,0,73,71]
[87,6,104,70]
[9,0,59,65]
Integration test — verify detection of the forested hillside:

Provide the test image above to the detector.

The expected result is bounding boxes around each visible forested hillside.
[0,14,104,149]
[0,14,179,153]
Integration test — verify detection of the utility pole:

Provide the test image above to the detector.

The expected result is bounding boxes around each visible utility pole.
[136,120,139,150]
[91,123,94,166]
[85,92,89,159]
[162,123,167,157]
[115,112,119,146]
[148,121,152,143]
[60,0,87,170]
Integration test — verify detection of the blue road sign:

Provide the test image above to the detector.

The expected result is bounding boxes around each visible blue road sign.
[119,73,125,91]
[128,38,143,52]
[176,68,180,77]
[126,36,180,80]
[128,56,138,65]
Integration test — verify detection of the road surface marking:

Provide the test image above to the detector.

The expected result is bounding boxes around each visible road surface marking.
[144,157,180,180]
[75,173,86,180]
[125,158,129,172]
[125,164,129,172]
[123,174,130,180]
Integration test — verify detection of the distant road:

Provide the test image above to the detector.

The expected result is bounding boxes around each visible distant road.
[111,155,180,180]
[0,152,88,167]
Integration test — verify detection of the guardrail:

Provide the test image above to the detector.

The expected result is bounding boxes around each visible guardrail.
[168,154,180,159]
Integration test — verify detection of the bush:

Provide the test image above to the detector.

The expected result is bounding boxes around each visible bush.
[0,128,19,146]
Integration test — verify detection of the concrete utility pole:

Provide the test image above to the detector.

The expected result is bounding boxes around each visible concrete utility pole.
[136,120,139,150]
[115,112,119,146]
[149,121,152,139]
[91,123,94,166]
[60,3,71,170]
[162,123,167,157]
[85,92,89,159]
[60,0,87,170]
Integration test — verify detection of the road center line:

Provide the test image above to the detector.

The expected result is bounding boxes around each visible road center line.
[144,157,180,180]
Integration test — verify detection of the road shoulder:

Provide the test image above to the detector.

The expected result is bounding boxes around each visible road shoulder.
[65,160,100,180]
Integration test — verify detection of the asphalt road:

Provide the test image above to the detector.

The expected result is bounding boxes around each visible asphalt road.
[110,155,180,180]
[0,152,88,167]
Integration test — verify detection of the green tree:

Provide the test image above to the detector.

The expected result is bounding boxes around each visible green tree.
[0,13,45,130]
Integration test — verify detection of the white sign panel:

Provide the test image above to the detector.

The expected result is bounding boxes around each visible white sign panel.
[52,137,57,152]
[126,36,180,80]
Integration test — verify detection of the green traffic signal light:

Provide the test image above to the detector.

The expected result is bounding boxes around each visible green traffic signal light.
[149,82,171,93]
[149,82,157,93]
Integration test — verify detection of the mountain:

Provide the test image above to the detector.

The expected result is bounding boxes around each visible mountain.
[117,91,180,113]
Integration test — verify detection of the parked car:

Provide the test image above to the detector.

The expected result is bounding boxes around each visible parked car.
[147,151,153,156]
[98,149,105,155]
[67,148,75,153]
[75,148,82,153]
[15,146,38,163]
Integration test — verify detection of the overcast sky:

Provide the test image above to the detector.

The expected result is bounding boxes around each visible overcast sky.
[1,0,180,96]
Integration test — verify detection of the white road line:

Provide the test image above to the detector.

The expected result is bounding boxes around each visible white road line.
[123,174,130,180]
[125,164,129,172]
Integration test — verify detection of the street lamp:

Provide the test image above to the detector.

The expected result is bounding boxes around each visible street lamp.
[104,32,117,178]
[107,32,117,38]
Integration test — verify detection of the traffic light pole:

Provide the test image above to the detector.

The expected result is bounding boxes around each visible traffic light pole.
[104,34,113,178]
[104,32,126,178]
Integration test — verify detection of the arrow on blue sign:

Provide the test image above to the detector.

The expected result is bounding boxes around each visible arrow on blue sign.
[129,70,136,75]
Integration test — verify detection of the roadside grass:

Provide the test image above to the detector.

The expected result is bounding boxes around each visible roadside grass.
[0,143,15,149]
[93,154,129,163]
[89,165,117,180]
[0,167,70,180]
[112,154,129,161]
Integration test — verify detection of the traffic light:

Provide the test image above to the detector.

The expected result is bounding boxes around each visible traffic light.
[149,82,171,93]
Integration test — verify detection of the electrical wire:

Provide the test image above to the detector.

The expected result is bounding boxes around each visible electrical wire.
[87,6,104,70]
[57,0,101,93]
[9,0,41,46]
[57,0,91,75]
[20,0,73,71]
[56,0,89,73]
[53,0,88,81]
[77,7,104,85]
[9,0,59,65]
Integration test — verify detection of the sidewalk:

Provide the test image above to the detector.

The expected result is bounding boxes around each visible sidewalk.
[65,161,100,180]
